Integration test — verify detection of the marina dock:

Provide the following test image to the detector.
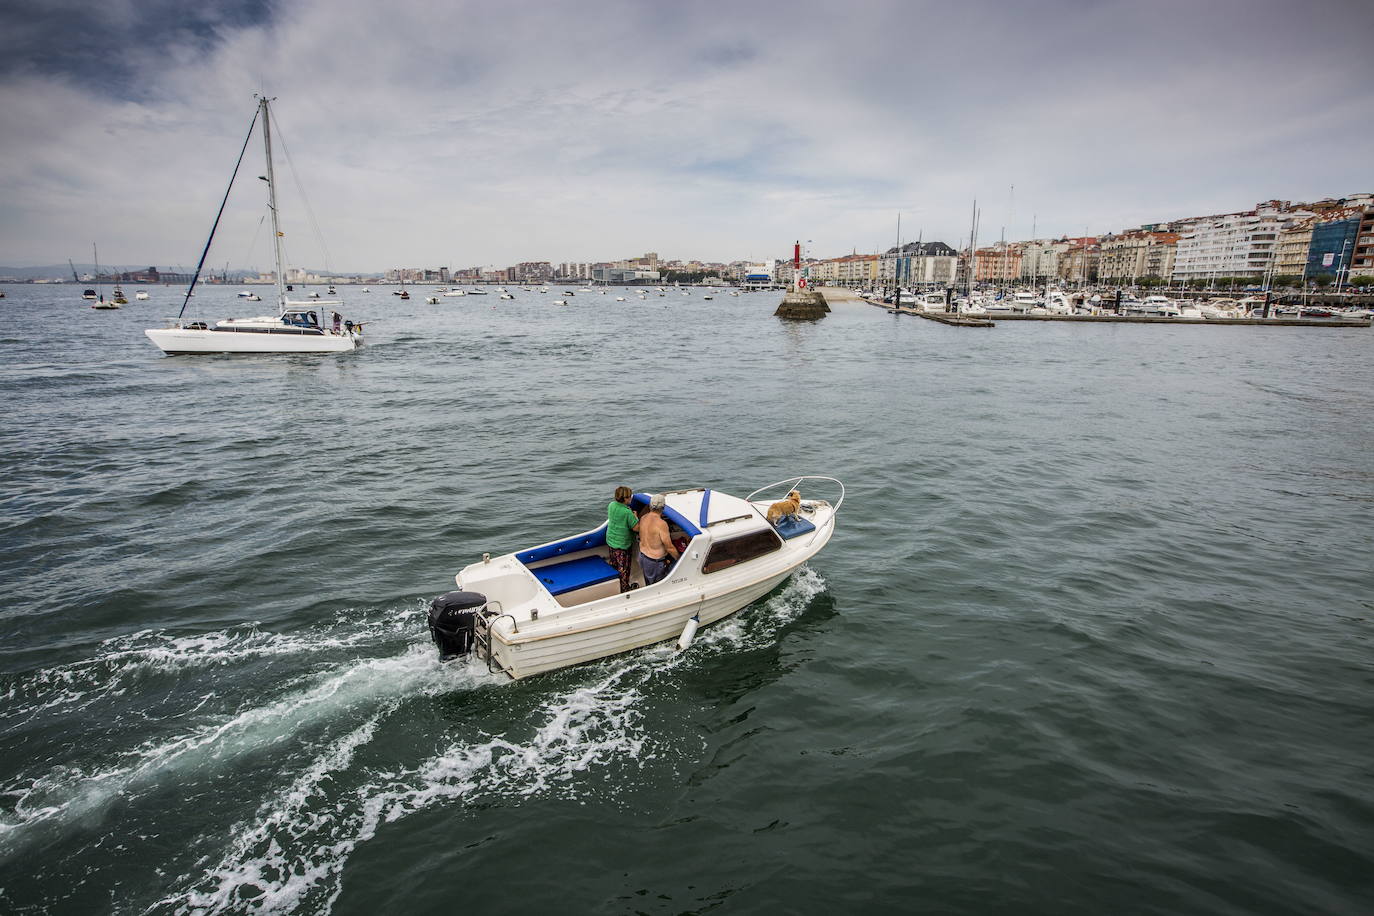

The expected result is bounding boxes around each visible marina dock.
[846,294,1372,329]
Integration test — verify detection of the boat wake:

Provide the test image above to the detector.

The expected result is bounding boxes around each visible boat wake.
[0,570,826,914]
[0,605,427,727]
[158,567,826,915]
[0,643,476,863]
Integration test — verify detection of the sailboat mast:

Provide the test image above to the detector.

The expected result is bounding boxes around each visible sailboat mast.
[260,97,288,314]
[893,213,902,310]
[967,200,978,298]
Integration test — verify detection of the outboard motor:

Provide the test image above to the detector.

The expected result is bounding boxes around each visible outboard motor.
[428,590,487,660]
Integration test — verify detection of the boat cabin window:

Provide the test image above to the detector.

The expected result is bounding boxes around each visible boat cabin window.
[702,529,782,574]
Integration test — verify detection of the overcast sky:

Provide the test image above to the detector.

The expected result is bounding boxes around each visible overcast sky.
[1,0,1371,272]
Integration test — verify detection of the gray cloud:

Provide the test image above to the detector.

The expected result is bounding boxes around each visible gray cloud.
[1,0,1371,271]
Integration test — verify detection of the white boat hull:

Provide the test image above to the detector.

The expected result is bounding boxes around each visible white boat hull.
[145,327,357,354]
[493,569,799,678]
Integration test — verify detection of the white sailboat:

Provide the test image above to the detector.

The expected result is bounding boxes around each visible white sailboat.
[145,96,361,355]
[90,243,120,309]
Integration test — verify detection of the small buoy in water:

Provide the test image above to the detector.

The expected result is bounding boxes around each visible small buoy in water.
[676,613,700,652]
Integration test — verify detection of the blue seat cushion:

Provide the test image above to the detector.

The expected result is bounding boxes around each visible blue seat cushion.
[773,516,816,540]
[534,555,619,596]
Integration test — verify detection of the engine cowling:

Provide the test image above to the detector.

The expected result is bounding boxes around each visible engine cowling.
[428,590,487,659]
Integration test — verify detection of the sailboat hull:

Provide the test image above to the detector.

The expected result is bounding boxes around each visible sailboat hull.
[145,327,357,354]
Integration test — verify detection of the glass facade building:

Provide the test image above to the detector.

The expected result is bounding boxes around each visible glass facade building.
[1306,217,1359,280]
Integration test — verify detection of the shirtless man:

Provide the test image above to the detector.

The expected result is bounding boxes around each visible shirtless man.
[637,493,680,587]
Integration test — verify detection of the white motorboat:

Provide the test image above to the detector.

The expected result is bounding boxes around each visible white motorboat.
[444,290,464,296]
[615,296,626,301]
[1045,290,1073,314]
[1006,290,1042,311]
[428,478,843,680]
[1199,298,1243,319]
[1127,295,1190,318]
[135,290,150,300]
[237,290,254,297]
[467,289,487,295]
[554,299,568,306]
[499,293,515,300]
[425,296,440,304]
[145,96,361,355]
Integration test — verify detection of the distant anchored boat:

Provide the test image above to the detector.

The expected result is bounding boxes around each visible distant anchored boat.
[428,478,844,679]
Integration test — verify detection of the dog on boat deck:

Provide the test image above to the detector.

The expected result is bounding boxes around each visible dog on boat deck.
[766,490,802,524]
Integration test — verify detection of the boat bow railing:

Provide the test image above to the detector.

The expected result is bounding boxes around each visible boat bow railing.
[747,476,845,513]
[747,476,845,547]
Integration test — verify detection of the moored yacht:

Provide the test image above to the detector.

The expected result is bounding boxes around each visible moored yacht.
[145,96,362,355]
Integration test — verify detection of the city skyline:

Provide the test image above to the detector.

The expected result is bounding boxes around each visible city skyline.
[2,0,1371,272]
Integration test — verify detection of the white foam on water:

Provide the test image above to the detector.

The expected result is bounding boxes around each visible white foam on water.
[156,569,829,915]
[0,642,488,862]
[163,663,651,916]
[689,565,826,656]
[0,604,426,726]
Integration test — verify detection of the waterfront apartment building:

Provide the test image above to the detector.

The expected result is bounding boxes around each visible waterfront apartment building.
[1305,214,1362,282]
[619,252,659,271]
[1098,231,1178,283]
[972,242,1022,284]
[1057,237,1100,284]
[879,241,959,287]
[1172,204,1313,283]
[1019,240,1071,281]
[514,261,553,282]
[807,259,838,284]
[1345,209,1374,279]
[556,262,592,279]
[836,254,878,287]
[1273,217,1316,279]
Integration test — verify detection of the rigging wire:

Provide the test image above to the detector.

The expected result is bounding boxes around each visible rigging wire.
[178,106,261,322]
[270,110,334,279]
[234,214,268,284]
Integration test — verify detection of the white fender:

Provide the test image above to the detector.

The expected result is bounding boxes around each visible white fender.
[676,614,700,652]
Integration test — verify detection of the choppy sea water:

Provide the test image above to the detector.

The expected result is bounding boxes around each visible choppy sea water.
[0,283,1371,915]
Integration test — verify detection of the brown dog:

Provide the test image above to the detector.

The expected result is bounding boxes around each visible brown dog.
[766,490,802,524]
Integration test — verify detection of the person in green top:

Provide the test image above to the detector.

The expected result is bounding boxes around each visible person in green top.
[606,485,640,592]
